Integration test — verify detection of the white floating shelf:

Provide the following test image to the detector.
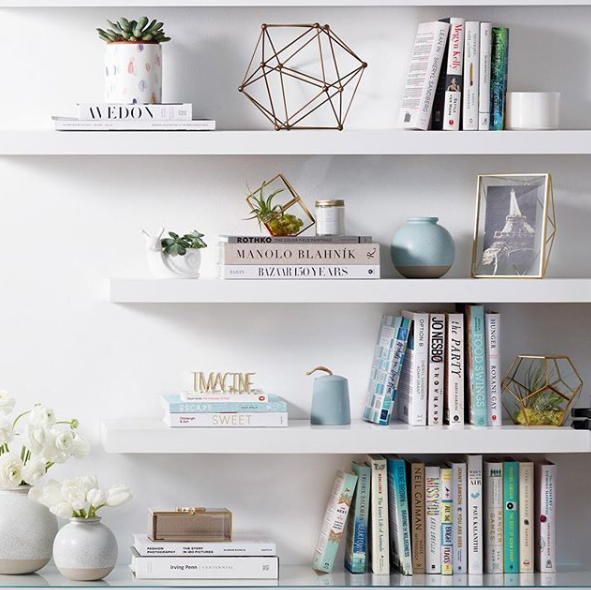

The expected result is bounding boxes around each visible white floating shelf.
[109,278,591,304]
[101,419,591,454]
[3,130,591,156]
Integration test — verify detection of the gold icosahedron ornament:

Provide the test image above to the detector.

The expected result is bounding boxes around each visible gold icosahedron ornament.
[502,354,583,427]
[239,23,367,131]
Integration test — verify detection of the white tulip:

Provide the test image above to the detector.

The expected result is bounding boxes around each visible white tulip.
[105,483,132,507]
[0,390,15,415]
[21,424,47,455]
[22,458,46,486]
[29,479,64,508]
[87,488,107,508]
[60,478,87,511]
[0,454,23,489]
[76,475,98,494]
[0,416,14,446]
[28,405,56,429]
[50,502,74,519]
[70,434,91,459]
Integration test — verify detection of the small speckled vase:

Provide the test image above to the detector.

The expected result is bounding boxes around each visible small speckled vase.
[391,217,455,279]
[0,486,58,574]
[53,517,118,581]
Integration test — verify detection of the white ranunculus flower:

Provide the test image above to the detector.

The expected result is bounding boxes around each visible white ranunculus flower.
[0,390,15,415]
[55,430,75,454]
[28,405,56,429]
[29,479,64,508]
[40,429,67,464]
[87,488,107,508]
[21,424,47,455]
[0,416,14,446]
[105,483,132,507]
[22,458,46,486]
[70,433,91,458]
[50,502,74,519]
[0,454,23,489]
[60,478,87,511]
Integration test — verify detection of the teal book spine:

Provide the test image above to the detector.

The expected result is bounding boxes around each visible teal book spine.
[469,305,488,427]
[387,457,413,575]
[345,462,371,573]
[384,317,411,424]
[489,27,509,130]
[503,461,519,573]
[162,394,288,414]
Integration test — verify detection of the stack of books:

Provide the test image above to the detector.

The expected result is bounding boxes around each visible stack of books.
[218,235,380,280]
[162,392,289,428]
[314,457,556,577]
[399,18,509,131]
[363,304,501,427]
[53,103,215,131]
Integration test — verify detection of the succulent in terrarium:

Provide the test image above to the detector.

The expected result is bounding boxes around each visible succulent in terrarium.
[97,17,171,43]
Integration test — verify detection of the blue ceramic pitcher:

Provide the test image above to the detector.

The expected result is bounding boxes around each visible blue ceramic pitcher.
[307,366,351,426]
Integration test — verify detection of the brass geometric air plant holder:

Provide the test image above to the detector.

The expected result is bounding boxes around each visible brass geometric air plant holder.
[502,355,583,427]
[239,23,367,130]
[245,174,315,237]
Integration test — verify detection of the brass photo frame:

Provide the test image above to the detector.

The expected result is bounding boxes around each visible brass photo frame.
[471,173,556,279]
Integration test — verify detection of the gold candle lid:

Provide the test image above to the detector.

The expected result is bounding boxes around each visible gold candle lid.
[315,199,345,207]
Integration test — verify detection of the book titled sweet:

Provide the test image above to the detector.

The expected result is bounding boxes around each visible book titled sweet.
[478,22,493,130]
[345,462,371,574]
[164,412,288,428]
[399,21,450,130]
[462,305,487,427]
[425,464,441,574]
[450,460,466,573]
[220,264,380,279]
[428,313,445,426]
[53,117,215,131]
[219,235,373,244]
[313,470,358,573]
[467,455,483,574]
[490,27,510,130]
[519,460,534,573]
[535,461,556,573]
[440,466,453,575]
[162,394,287,414]
[408,460,426,574]
[130,549,279,579]
[503,459,520,573]
[484,459,503,573]
[367,455,390,574]
[485,312,502,426]
[78,103,192,121]
[462,21,480,130]
[446,313,464,426]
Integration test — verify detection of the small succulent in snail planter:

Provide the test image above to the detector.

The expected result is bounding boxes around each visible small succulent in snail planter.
[161,231,207,256]
[97,17,171,43]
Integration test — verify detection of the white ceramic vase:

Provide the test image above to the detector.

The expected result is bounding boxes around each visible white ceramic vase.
[0,486,58,574]
[104,42,162,104]
[53,517,118,581]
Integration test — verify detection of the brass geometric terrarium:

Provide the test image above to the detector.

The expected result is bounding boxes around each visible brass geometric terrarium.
[245,174,315,237]
[502,355,583,426]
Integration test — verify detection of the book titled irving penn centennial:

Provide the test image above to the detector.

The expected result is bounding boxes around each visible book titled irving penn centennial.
[345,462,371,573]
[220,264,379,279]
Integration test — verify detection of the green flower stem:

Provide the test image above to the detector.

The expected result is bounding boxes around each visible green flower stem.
[73,510,81,518]
[45,462,55,470]
[79,508,87,518]
[11,410,30,430]
[55,419,79,429]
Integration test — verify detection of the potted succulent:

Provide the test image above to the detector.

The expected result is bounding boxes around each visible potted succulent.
[98,17,171,104]
[142,228,207,279]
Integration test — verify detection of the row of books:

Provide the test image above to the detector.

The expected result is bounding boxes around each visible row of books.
[314,456,556,576]
[162,393,289,428]
[53,103,216,131]
[363,306,500,427]
[400,19,510,131]
[218,235,380,280]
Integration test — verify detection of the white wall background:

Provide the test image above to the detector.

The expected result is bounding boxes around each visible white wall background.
[1,4,591,568]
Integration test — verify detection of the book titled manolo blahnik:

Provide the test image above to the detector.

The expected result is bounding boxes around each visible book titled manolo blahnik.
[79,103,192,120]
[220,265,379,279]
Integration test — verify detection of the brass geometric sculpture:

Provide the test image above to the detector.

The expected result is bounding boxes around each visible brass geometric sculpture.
[239,23,367,131]
[502,355,583,426]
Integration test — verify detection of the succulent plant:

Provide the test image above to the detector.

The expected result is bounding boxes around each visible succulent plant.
[97,17,171,44]
[161,231,207,256]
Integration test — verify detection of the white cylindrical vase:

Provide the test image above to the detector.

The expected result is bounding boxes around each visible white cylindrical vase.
[105,42,162,104]
[53,517,118,581]
[505,92,561,130]
[0,486,58,574]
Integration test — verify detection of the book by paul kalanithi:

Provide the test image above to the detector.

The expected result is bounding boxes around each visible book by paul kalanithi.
[399,21,450,130]
[440,466,453,575]
[485,312,502,426]
[462,21,480,130]
[407,459,426,574]
[535,461,556,573]
[519,460,534,573]
[446,313,464,426]
[345,461,371,574]
[478,22,492,130]
[386,456,413,575]
[449,460,467,573]
[425,464,441,574]
[467,455,483,574]
[428,313,445,426]
[367,455,390,574]
[503,459,519,573]
[484,459,503,573]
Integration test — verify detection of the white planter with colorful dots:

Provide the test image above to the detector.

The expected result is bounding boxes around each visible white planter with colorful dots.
[104,42,162,104]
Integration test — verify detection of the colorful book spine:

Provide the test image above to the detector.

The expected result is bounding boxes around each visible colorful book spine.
[399,311,429,426]
[162,394,287,414]
[465,305,487,427]
[478,22,492,130]
[313,471,358,573]
[503,460,519,573]
[489,27,510,130]
[408,460,426,574]
[467,455,483,574]
[451,461,466,573]
[425,465,441,574]
[446,313,464,426]
[368,455,390,574]
[399,21,451,130]
[440,467,453,575]
[485,312,502,426]
[428,313,446,426]
[519,461,534,573]
[386,456,413,575]
[345,462,371,574]
[462,21,480,130]
[535,461,556,573]
[132,535,276,557]
[385,318,412,423]
[220,264,380,279]
[484,460,504,573]
[79,103,192,120]
[164,412,288,428]
[220,235,373,244]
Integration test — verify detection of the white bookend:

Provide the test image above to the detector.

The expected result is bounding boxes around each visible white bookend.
[520,461,534,573]
[428,313,445,426]
[78,103,192,121]
[450,461,467,574]
[163,412,288,428]
[485,312,502,426]
[445,313,464,426]
[484,460,503,574]
[398,311,429,425]
[478,23,493,130]
[442,18,465,131]
[425,465,441,574]
[467,455,483,575]
[367,455,390,574]
[399,21,451,130]
[535,461,556,573]
[462,21,480,130]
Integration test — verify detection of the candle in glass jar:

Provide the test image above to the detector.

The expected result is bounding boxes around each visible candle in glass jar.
[315,200,345,236]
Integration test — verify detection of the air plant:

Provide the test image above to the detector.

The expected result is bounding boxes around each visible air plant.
[97,17,171,44]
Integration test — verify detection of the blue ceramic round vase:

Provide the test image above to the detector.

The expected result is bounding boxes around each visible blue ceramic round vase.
[390,217,455,279]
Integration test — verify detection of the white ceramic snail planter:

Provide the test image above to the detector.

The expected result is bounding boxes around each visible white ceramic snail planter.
[143,229,203,279]
[105,42,162,104]
[53,518,118,582]
[0,486,58,575]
